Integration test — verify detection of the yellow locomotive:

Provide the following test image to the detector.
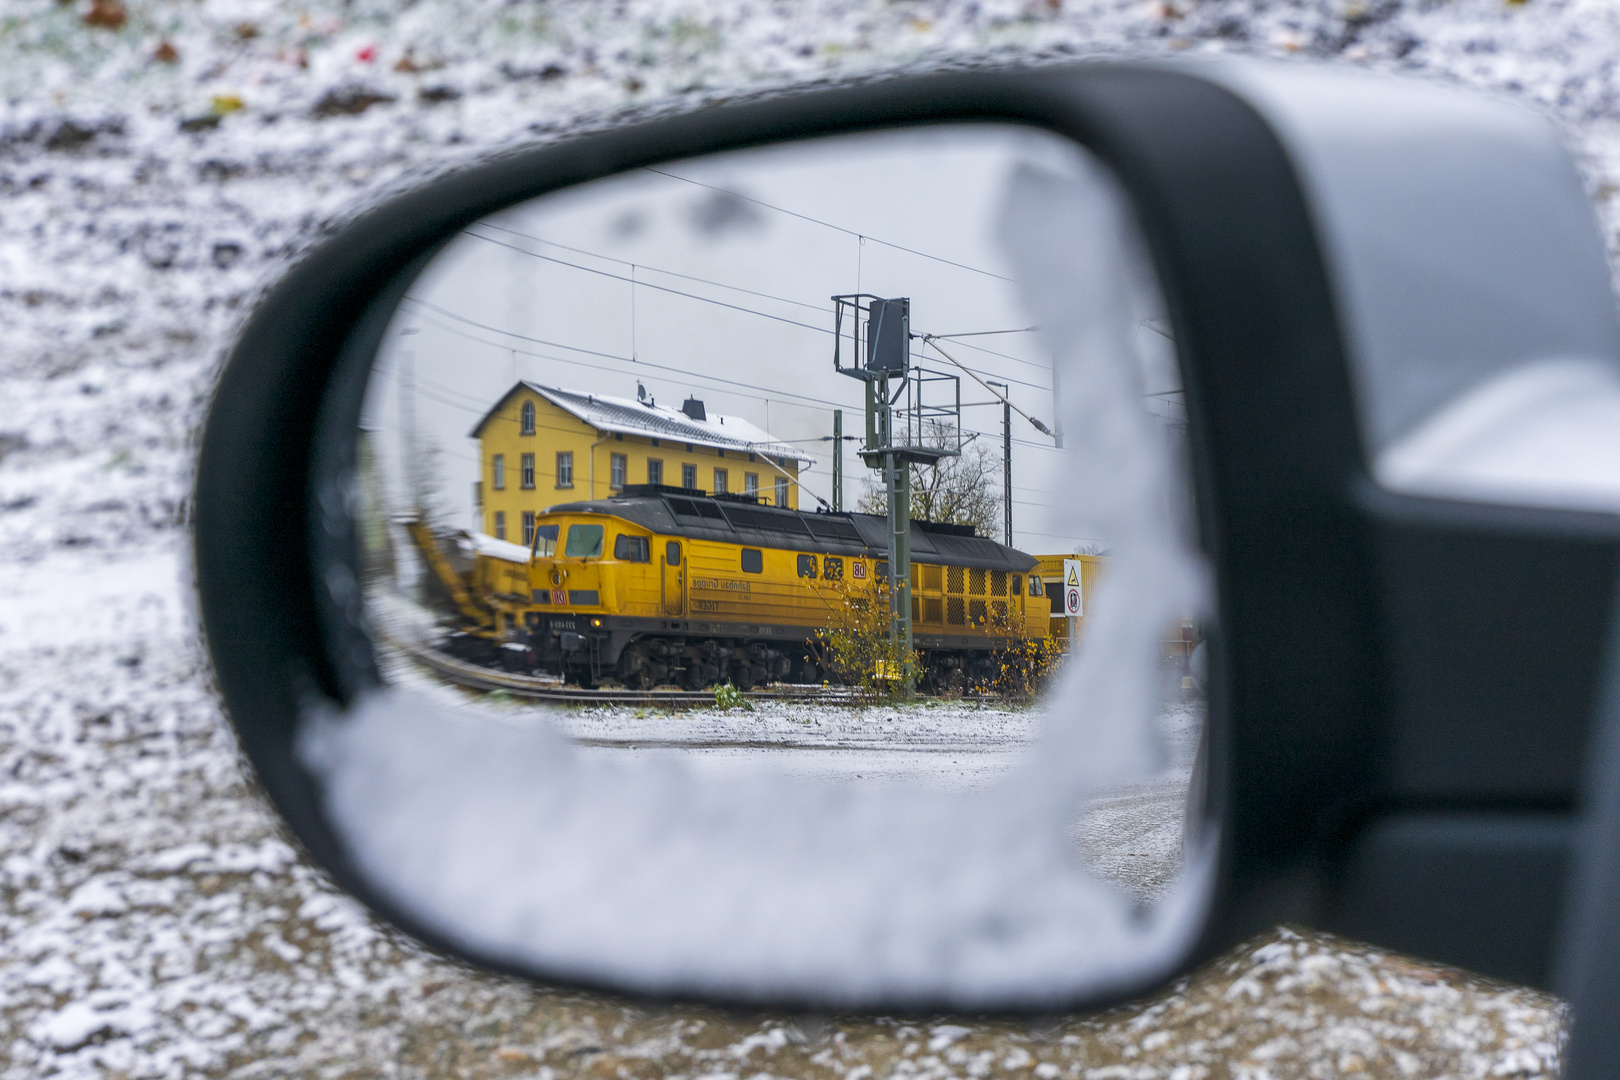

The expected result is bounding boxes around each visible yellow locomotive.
[411,484,1046,690]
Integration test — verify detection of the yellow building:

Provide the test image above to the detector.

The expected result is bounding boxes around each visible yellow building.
[470,382,813,546]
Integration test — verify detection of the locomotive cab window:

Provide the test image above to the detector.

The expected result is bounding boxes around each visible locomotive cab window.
[741,548,764,574]
[531,524,559,558]
[797,554,817,578]
[1029,576,1043,597]
[565,523,604,558]
[665,541,681,567]
[614,535,650,562]
[1012,575,1021,596]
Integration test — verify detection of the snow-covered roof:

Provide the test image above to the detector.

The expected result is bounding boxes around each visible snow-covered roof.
[470,382,814,467]
[463,531,535,565]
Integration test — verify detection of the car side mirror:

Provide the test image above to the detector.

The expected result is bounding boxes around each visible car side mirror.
[194,57,1620,1036]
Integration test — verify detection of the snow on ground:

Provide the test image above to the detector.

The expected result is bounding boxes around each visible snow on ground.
[0,0,1594,1075]
[395,637,1206,888]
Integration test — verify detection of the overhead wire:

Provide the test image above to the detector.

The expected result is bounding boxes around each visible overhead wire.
[404,290,1057,414]
[919,336,1056,440]
[462,223,1055,384]
[403,297,851,414]
[473,221,828,313]
[927,326,1038,339]
[642,166,1019,283]
[459,229,834,337]
[403,317,1071,470]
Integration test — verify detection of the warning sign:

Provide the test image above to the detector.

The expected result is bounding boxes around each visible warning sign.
[1061,559,1083,618]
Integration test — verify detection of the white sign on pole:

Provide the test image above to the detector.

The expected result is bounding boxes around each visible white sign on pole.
[1062,559,1083,619]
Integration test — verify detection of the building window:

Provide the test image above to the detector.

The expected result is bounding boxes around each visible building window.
[521,453,535,490]
[741,548,763,574]
[473,481,482,508]
[713,468,728,494]
[556,451,573,488]
[748,452,756,462]
[717,449,725,458]
[647,459,663,486]
[493,511,506,540]
[744,472,758,498]
[681,463,697,490]
[797,554,817,578]
[492,454,505,490]
[520,400,535,435]
[522,511,536,546]
[614,534,650,562]
[775,476,788,507]
[610,453,627,489]
[651,438,660,447]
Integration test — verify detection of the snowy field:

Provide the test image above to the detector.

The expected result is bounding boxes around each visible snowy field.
[0,0,1594,1076]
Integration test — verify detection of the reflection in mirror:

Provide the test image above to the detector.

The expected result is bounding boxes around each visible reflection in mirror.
[307,125,1212,1006]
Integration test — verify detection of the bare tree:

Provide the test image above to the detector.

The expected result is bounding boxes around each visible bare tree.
[858,424,1000,535]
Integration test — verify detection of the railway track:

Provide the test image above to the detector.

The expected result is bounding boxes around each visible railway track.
[387,635,866,706]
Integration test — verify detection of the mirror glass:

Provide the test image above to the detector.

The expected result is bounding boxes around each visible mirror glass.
[306,124,1213,1007]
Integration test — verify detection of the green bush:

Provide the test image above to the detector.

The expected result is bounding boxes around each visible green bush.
[713,681,753,711]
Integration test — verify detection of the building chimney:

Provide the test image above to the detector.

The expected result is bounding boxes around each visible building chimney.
[681,397,706,421]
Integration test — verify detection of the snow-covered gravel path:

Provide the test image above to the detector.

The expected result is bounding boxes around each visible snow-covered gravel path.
[0,0,1597,1075]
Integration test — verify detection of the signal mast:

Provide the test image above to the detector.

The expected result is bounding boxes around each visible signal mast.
[831,295,962,683]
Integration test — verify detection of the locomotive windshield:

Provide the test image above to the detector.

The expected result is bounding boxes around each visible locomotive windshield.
[529,523,559,559]
[564,523,604,557]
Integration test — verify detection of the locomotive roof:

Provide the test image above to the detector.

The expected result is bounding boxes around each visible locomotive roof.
[543,489,1037,573]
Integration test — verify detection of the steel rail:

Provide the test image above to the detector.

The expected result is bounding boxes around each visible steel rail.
[387,635,864,706]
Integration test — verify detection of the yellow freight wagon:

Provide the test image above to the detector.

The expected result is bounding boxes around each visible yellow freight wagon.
[417,485,1046,690]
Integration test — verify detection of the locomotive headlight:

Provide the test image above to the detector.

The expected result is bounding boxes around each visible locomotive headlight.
[591,618,602,628]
